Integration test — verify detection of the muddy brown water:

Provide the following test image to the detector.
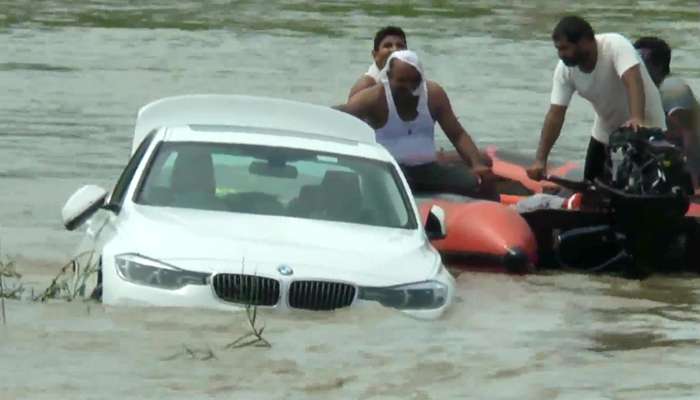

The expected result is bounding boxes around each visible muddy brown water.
[1,1,700,398]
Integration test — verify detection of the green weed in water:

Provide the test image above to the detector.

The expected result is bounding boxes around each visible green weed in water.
[0,257,24,300]
[163,345,218,362]
[1,256,25,325]
[36,251,100,302]
[224,301,271,349]
[225,261,271,350]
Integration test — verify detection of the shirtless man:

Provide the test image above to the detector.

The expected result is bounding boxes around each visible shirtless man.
[336,50,494,199]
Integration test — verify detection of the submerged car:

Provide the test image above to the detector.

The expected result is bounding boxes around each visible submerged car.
[62,94,455,319]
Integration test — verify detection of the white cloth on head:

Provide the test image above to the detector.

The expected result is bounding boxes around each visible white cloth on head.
[550,33,666,144]
[384,49,426,96]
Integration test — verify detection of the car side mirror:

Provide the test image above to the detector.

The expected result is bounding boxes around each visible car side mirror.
[62,185,108,231]
[425,205,447,240]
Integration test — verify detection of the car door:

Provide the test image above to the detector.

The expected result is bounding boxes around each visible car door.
[85,130,159,246]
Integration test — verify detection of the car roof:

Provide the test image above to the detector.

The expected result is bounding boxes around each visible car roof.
[158,124,393,162]
[133,94,376,154]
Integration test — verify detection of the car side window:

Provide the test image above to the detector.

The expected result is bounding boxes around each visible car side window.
[108,131,157,210]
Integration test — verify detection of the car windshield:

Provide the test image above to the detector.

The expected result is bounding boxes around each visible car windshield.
[135,142,416,229]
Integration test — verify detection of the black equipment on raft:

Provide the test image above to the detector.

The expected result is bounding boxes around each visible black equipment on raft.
[606,127,693,196]
[551,127,695,278]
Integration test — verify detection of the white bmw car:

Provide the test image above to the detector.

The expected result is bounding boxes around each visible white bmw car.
[62,95,455,319]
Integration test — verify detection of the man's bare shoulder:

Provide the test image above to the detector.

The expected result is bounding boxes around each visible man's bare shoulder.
[335,83,386,125]
[350,82,385,103]
[348,76,379,99]
[426,80,450,115]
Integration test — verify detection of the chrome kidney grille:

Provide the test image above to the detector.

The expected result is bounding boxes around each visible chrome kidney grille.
[212,274,356,310]
[288,280,356,311]
[212,274,280,306]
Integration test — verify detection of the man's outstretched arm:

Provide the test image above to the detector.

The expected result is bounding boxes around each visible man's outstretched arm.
[527,104,568,180]
[333,86,375,120]
[347,76,376,100]
[430,82,491,178]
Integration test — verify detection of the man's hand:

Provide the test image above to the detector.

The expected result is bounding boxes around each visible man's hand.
[472,163,495,184]
[531,105,567,181]
[622,117,644,132]
[526,160,546,181]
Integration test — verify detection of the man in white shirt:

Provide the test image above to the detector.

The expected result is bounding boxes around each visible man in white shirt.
[347,26,407,100]
[527,16,666,182]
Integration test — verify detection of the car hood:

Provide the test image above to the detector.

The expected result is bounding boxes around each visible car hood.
[109,205,439,286]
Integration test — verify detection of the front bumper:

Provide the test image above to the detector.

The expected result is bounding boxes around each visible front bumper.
[102,257,455,319]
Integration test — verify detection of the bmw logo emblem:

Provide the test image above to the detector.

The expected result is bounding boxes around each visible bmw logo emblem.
[277,265,293,276]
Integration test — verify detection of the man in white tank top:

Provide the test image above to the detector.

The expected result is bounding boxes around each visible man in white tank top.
[527,16,666,182]
[336,50,495,199]
[347,26,407,100]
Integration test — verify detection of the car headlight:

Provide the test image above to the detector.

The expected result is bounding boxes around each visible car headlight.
[115,254,210,290]
[358,280,448,310]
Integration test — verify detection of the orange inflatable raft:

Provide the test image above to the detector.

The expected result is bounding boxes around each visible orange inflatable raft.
[418,197,538,273]
[419,146,700,274]
[412,147,581,273]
